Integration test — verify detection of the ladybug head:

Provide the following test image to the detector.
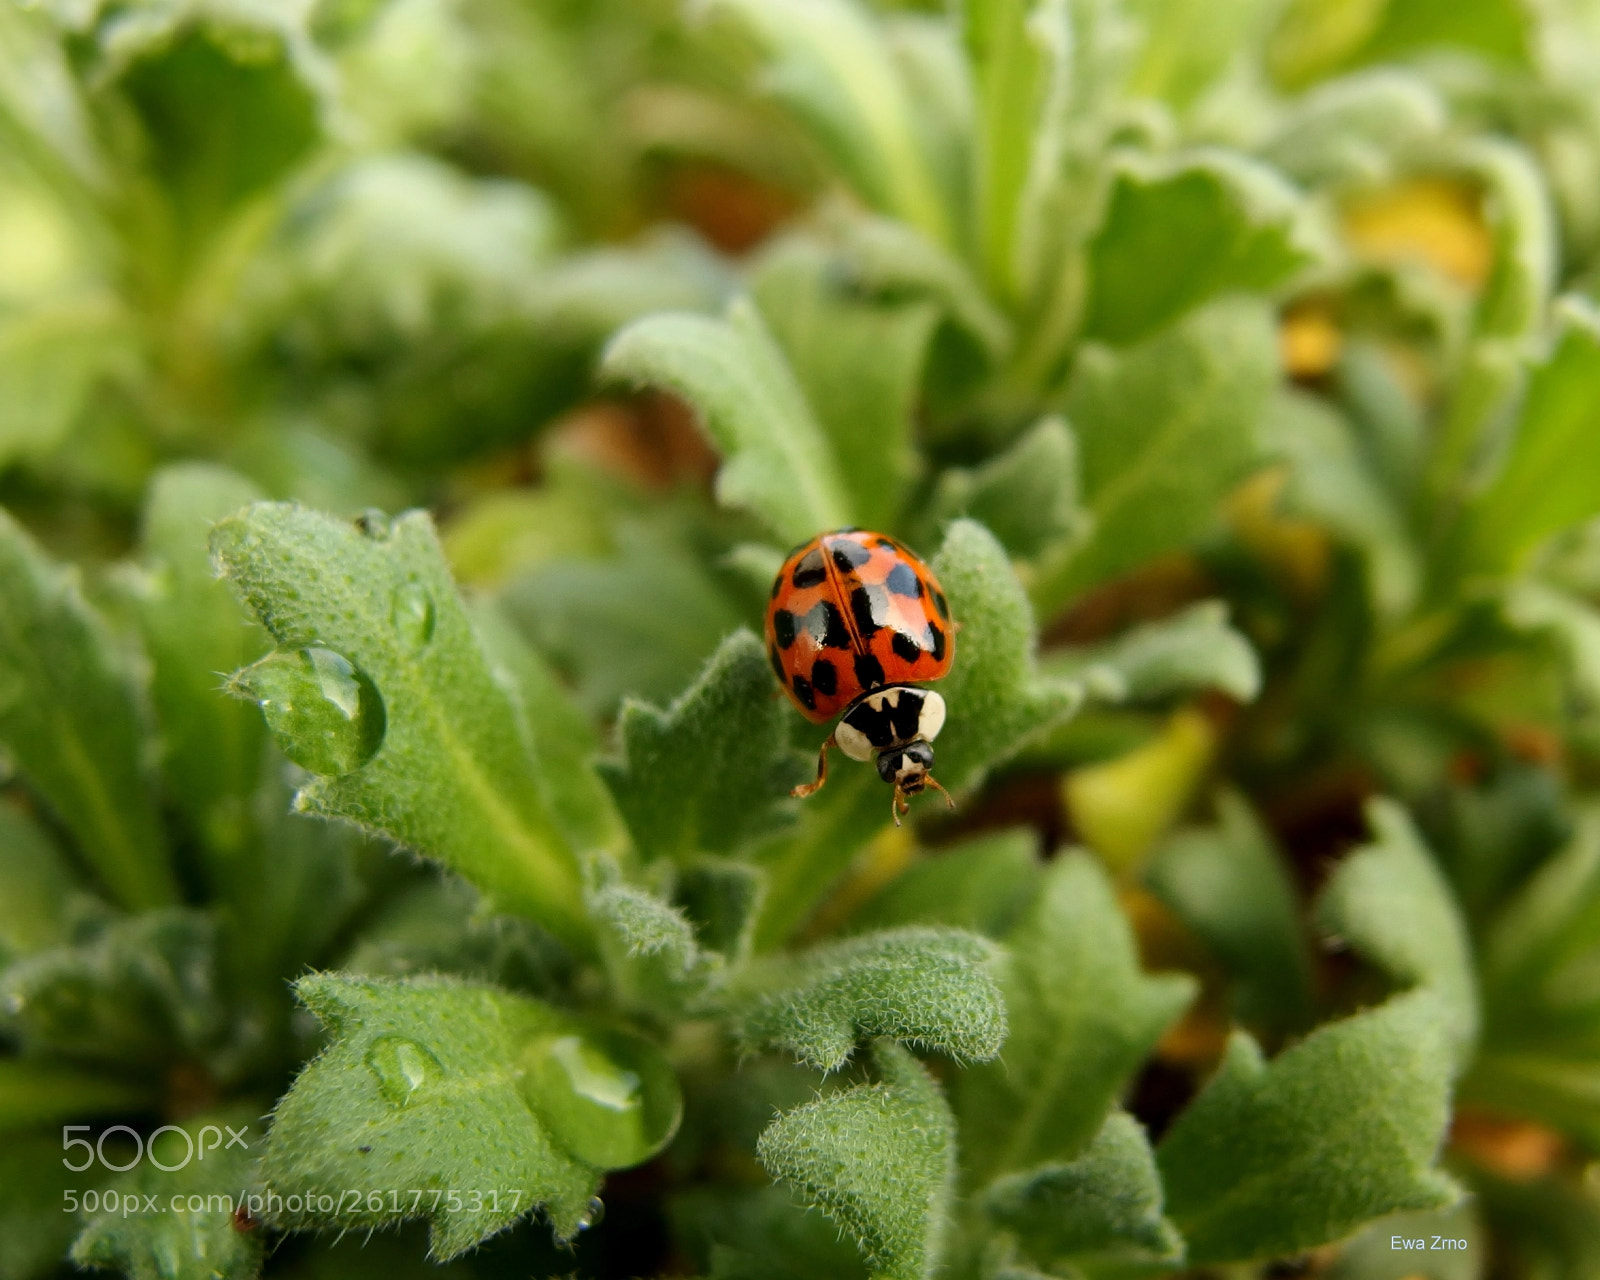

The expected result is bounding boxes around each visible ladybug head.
[875,740,953,826]
[876,739,935,792]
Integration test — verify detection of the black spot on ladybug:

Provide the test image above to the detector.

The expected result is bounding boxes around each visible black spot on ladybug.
[811,658,837,696]
[803,599,851,649]
[873,535,899,549]
[853,651,886,689]
[769,644,785,681]
[770,572,783,599]
[843,687,927,747]
[773,609,798,649]
[932,588,950,621]
[831,539,873,571]
[850,584,887,636]
[792,549,826,589]
[885,562,922,598]
[792,673,816,710]
[929,622,946,662]
[891,630,923,663]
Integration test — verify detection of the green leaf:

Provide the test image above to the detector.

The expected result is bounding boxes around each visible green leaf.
[956,851,1197,1184]
[751,236,937,530]
[1261,69,1445,188]
[504,510,747,718]
[0,1059,155,1134]
[926,519,1084,793]
[131,464,268,859]
[1045,600,1262,706]
[1503,580,1600,710]
[71,1111,263,1280]
[1145,792,1314,1038]
[756,1039,956,1280]
[0,506,177,910]
[211,503,590,953]
[852,829,1041,939]
[676,855,766,962]
[591,881,717,1015]
[1261,389,1420,616]
[1,1132,111,1280]
[263,974,680,1258]
[600,300,852,543]
[103,10,330,262]
[1032,298,1278,611]
[1,909,220,1070]
[981,1111,1183,1270]
[599,630,805,864]
[1466,807,1600,1145]
[0,797,81,963]
[674,1185,869,1280]
[962,0,1072,301]
[1083,153,1317,346]
[0,300,132,467]
[468,599,627,858]
[926,417,1086,560]
[702,0,954,249]
[1125,0,1274,108]
[1316,798,1479,1067]
[1461,303,1600,574]
[735,927,1005,1072]
[1157,990,1460,1264]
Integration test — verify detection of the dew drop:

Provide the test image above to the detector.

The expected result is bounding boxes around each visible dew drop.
[355,509,392,539]
[235,647,386,775]
[578,1196,605,1230]
[365,1035,442,1106]
[391,580,436,651]
[519,1025,682,1168]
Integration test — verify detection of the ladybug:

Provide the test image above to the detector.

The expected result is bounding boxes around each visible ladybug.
[765,529,955,824]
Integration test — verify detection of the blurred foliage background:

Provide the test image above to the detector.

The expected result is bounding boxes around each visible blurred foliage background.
[9,0,1600,1277]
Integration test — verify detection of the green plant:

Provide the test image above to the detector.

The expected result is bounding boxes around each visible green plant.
[9,0,1600,1278]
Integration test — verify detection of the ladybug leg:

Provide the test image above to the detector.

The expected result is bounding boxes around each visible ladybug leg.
[891,788,910,827]
[792,733,835,800]
[924,773,956,811]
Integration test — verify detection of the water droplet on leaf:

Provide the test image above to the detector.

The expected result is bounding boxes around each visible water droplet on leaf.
[234,647,386,775]
[578,1196,604,1230]
[391,580,435,650]
[519,1025,682,1168]
[365,1035,442,1106]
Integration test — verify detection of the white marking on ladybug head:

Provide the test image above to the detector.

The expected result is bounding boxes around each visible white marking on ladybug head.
[916,690,946,742]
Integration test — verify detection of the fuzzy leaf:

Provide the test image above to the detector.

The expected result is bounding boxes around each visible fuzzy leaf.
[0,908,220,1072]
[1467,807,1600,1145]
[1261,389,1420,615]
[0,797,80,963]
[927,417,1086,560]
[1033,298,1278,610]
[982,1111,1183,1269]
[600,630,805,864]
[1084,152,1316,345]
[736,927,1005,1072]
[956,852,1197,1184]
[701,0,954,248]
[1262,69,1446,187]
[756,1039,956,1280]
[469,599,627,857]
[263,975,680,1258]
[926,519,1084,793]
[1047,600,1262,706]
[1146,793,1314,1037]
[600,300,852,543]
[852,829,1041,939]
[0,507,177,910]
[1157,991,1460,1264]
[71,1111,262,1280]
[1317,799,1479,1067]
[210,503,590,953]
[751,236,937,530]
[1462,303,1600,574]
[132,464,268,858]
[591,882,717,1015]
